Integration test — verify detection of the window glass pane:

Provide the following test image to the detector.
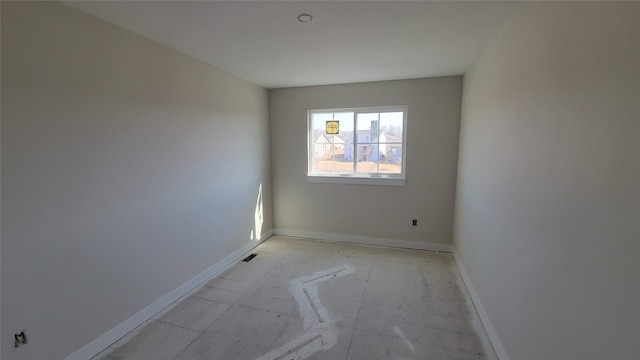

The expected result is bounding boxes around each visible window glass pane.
[378,144,403,173]
[380,112,403,139]
[356,156,380,173]
[312,113,331,138]
[356,113,380,143]
[355,113,381,172]
[311,112,354,174]
[313,147,354,174]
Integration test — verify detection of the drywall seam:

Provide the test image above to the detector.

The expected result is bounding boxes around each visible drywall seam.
[274,228,451,253]
[67,229,274,360]
[452,249,510,360]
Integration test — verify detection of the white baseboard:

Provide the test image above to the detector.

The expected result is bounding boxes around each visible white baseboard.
[273,228,451,253]
[452,249,510,360]
[67,229,274,360]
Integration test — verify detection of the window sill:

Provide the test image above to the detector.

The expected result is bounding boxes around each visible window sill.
[308,175,405,186]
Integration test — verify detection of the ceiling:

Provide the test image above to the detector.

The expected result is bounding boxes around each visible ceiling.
[63,1,523,89]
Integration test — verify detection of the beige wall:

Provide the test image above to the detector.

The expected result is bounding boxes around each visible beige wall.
[269,77,462,247]
[455,2,640,359]
[1,2,272,359]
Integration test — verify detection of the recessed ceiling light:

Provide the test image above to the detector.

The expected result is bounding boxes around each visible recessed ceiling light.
[297,13,313,23]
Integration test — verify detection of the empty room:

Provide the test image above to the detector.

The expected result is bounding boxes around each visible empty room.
[1,1,638,360]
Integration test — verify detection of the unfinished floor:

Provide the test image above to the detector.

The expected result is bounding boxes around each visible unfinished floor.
[100,236,495,360]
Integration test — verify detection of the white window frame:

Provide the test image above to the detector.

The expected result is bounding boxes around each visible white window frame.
[307,105,408,186]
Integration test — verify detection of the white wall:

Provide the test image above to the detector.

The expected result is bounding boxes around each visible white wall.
[455,2,640,359]
[270,77,462,248]
[1,2,272,359]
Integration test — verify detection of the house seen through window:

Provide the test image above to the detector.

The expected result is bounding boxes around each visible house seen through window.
[308,106,407,185]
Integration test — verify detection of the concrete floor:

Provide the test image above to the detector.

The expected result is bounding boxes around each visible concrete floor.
[100,236,496,360]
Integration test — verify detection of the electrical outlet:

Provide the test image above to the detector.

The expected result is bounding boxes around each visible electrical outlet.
[412,219,418,226]
[14,331,28,348]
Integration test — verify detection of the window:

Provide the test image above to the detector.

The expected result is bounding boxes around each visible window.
[308,106,407,186]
